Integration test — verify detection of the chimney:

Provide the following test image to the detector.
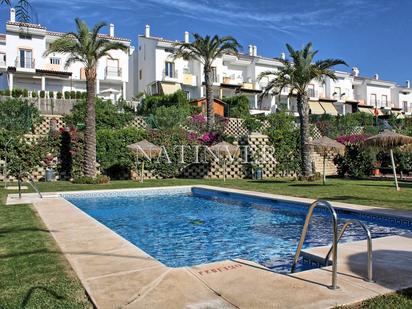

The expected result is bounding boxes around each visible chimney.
[374,73,379,80]
[352,67,359,77]
[10,8,15,22]
[253,45,257,56]
[145,25,150,37]
[248,45,253,56]
[109,23,115,37]
[280,52,286,60]
[184,31,189,43]
[406,80,410,88]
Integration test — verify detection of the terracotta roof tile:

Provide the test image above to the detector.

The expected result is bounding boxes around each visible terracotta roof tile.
[7,21,46,29]
[47,31,130,42]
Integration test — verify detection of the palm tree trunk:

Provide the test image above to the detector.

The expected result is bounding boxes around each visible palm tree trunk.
[297,94,312,177]
[84,68,97,178]
[204,66,215,129]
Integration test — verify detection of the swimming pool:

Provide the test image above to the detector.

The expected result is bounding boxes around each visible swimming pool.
[63,187,412,273]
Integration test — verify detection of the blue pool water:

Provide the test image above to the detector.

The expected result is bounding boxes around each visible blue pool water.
[64,187,412,273]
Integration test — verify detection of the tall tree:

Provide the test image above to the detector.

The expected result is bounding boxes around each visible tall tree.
[45,18,128,177]
[2,0,32,22]
[174,34,241,129]
[259,42,346,177]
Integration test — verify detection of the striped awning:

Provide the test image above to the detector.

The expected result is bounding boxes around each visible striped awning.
[358,106,374,114]
[160,82,182,95]
[320,102,338,116]
[309,101,325,115]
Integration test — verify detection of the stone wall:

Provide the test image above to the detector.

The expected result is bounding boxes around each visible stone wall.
[1,115,340,182]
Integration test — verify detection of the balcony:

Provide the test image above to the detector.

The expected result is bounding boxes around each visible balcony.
[15,57,35,70]
[222,76,243,85]
[162,69,179,81]
[307,89,318,98]
[105,66,122,80]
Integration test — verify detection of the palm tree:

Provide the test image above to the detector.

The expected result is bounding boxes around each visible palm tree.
[2,0,32,22]
[45,18,128,177]
[259,42,346,177]
[174,34,241,129]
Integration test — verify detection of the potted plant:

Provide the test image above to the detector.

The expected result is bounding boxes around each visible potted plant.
[44,153,55,182]
[372,161,381,176]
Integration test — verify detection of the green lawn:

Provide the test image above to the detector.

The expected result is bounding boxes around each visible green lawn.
[341,288,412,308]
[1,177,412,307]
[30,177,412,210]
[0,189,92,308]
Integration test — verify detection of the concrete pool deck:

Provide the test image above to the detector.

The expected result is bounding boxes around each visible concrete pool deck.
[6,185,412,308]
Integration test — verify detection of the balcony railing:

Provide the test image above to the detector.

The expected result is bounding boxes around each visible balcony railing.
[105,66,122,78]
[15,57,35,69]
[307,89,318,98]
[369,100,392,108]
[162,69,178,80]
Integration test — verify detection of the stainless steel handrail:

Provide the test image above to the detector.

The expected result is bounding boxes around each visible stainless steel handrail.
[18,172,43,199]
[291,200,339,290]
[324,219,373,282]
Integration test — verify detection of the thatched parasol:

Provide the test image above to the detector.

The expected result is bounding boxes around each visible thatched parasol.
[309,136,345,185]
[127,140,161,183]
[209,141,240,182]
[363,131,412,191]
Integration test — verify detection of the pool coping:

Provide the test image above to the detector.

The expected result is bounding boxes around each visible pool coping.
[6,185,412,308]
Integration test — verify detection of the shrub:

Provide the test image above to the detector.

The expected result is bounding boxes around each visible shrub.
[244,116,263,133]
[64,98,135,130]
[23,89,29,97]
[81,92,87,99]
[150,105,191,129]
[57,91,63,99]
[31,91,38,98]
[11,88,23,98]
[40,90,45,98]
[334,134,374,178]
[0,130,49,177]
[64,91,70,99]
[49,91,54,98]
[0,98,42,133]
[96,127,146,177]
[75,91,82,100]
[4,89,10,96]
[224,95,250,118]
[72,175,110,184]
[265,111,301,176]
[70,91,76,99]
[144,128,199,178]
[138,90,189,115]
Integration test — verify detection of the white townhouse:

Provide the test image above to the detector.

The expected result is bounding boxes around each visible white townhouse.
[135,25,283,115]
[134,25,368,117]
[0,8,133,101]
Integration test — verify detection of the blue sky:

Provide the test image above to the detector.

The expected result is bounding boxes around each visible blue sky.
[2,0,411,84]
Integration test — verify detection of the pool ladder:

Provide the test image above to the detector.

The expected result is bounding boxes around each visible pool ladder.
[17,172,43,199]
[290,200,373,290]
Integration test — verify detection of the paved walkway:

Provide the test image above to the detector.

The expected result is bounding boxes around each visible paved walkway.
[7,187,412,308]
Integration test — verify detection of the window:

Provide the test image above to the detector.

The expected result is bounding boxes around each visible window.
[307,84,315,97]
[19,49,33,68]
[403,101,409,112]
[184,91,190,100]
[19,33,32,40]
[370,94,377,107]
[381,95,388,107]
[333,87,341,98]
[50,57,60,65]
[165,61,175,78]
[139,69,142,80]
